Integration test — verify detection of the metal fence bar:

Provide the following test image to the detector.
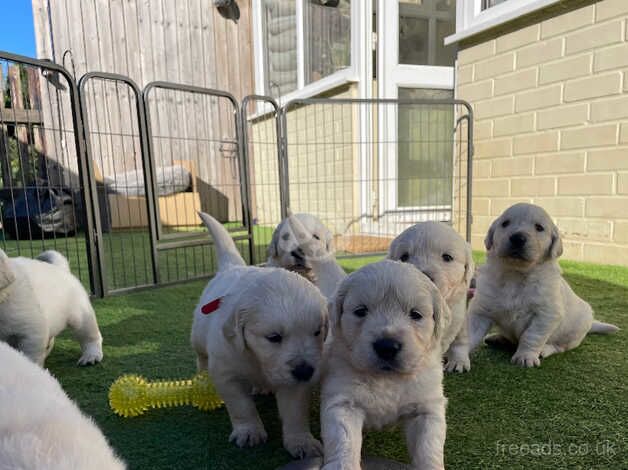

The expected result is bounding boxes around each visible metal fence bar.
[0,50,100,296]
[78,72,159,294]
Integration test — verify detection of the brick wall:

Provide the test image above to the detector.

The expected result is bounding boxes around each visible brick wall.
[457,0,628,265]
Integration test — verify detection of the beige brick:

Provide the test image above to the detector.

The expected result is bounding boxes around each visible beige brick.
[511,177,555,196]
[473,198,491,216]
[556,218,612,240]
[515,85,562,112]
[537,104,588,130]
[491,198,533,216]
[565,20,623,55]
[457,65,473,85]
[586,197,628,218]
[534,197,584,217]
[492,157,534,177]
[582,243,628,265]
[625,70,628,92]
[588,148,628,171]
[541,5,594,38]
[561,124,618,150]
[494,113,535,137]
[539,54,591,85]
[473,215,497,235]
[613,221,628,243]
[619,172,628,194]
[459,80,493,102]
[621,123,628,144]
[591,96,628,122]
[474,179,510,197]
[535,152,585,175]
[494,69,537,96]
[474,53,515,80]
[596,0,628,21]
[558,174,613,195]
[564,72,621,102]
[517,38,563,68]
[593,43,628,72]
[470,235,485,251]
[458,41,496,65]
[496,24,540,53]
[561,240,584,261]
[474,120,493,140]
[475,138,512,159]
[513,131,559,155]
[475,96,514,119]
[473,159,492,178]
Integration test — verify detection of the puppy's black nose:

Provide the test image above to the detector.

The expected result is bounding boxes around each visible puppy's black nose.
[373,338,402,361]
[291,362,314,382]
[509,232,527,248]
[291,248,305,261]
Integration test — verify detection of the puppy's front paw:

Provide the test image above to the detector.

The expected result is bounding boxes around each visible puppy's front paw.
[283,433,323,459]
[444,355,470,373]
[511,351,540,368]
[77,343,103,366]
[229,424,268,448]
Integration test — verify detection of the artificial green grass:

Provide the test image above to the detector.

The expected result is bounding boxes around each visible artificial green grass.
[45,256,627,469]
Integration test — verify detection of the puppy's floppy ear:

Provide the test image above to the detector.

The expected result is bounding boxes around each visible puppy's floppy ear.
[430,286,450,341]
[463,242,475,287]
[484,218,499,251]
[0,250,16,291]
[547,222,563,259]
[221,301,248,352]
[329,278,349,330]
[267,222,281,260]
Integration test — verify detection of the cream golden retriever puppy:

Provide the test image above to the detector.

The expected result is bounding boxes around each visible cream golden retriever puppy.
[191,212,327,458]
[320,260,449,470]
[0,249,103,366]
[0,341,125,469]
[467,203,619,367]
[388,221,474,372]
[267,213,346,300]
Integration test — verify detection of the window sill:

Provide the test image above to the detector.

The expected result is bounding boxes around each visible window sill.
[445,0,561,45]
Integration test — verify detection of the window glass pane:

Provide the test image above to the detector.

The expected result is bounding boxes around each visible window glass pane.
[399,0,456,66]
[305,0,351,85]
[482,0,509,10]
[262,0,298,97]
[397,88,453,208]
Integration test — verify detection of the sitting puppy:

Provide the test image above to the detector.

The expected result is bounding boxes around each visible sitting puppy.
[0,249,103,366]
[467,203,619,367]
[320,260,449,470]
[0,341,125,469]
[388,221,474,372]
[191,212,327,458]
[267,212,346,299]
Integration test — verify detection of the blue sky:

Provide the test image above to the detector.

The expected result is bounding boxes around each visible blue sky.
[0,1,36,57]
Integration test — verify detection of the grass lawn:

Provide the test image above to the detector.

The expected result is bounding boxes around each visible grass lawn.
[45,254,627,469]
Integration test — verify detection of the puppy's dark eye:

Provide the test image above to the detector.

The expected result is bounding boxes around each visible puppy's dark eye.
[400,253,409,262]
[442,253,453,262]
[314,329,321,337]
[281,233,290,241]
[501,220,510,228]
[353,306,368,318]
[410,309,423,321]
[535,224,544,232]
[266,333,282,343]
[312,234,320,240]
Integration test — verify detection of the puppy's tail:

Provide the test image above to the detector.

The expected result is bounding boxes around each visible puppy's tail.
[36,250,70,272]
[198,211,246,271]
[589,320,620,335]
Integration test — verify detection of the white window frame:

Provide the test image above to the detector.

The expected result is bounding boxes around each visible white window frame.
[252,0,361,106]
[446,0,561,45]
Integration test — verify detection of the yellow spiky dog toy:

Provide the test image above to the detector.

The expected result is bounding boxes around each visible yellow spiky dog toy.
[108,372,223,417]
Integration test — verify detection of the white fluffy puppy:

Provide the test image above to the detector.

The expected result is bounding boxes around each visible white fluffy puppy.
[191,212,328,458]
[0,249,103,366]
[0,341,125,469]
[388,221,474,373]
[321,260,449,470]
[468,203,619,367]
[267,212,346,299]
